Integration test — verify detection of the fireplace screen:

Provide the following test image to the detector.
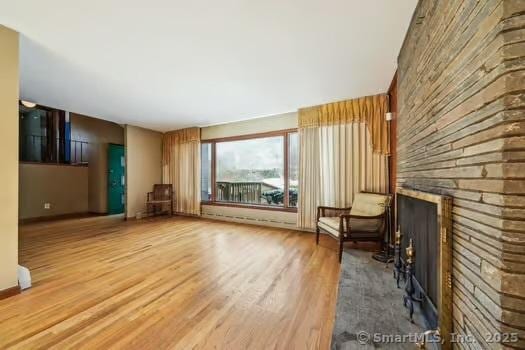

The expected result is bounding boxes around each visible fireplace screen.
[396,188,453,349]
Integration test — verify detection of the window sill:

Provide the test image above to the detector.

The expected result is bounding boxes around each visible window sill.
[201,201,298,213]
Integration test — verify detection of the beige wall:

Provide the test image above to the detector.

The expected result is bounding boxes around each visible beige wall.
[201,112,297,140]
[201,112,299,229]
[18,113,123,219]
[71,113,124,213]
[125,125,162,218]
[0,26,19,291]
[19,164,89,220]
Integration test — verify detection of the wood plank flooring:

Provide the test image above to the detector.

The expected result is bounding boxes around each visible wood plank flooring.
[0,216,340,349]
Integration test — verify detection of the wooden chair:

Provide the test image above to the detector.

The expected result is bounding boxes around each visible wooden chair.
[146,184,174,216]
[316,192,392,263]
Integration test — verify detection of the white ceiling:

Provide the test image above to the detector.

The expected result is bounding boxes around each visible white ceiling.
[1,0,417,131]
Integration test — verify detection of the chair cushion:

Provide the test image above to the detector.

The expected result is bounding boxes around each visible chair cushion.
[350,193,389,217]
[318,216,381,235]
[349,217,383,233]
[318,217,343,237]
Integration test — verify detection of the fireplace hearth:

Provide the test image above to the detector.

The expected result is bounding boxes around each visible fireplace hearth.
[395,188,453,349]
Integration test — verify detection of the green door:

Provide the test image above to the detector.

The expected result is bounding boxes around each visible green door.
[108,144,125,215]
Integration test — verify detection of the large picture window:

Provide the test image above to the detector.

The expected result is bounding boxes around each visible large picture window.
[201,129,298,211]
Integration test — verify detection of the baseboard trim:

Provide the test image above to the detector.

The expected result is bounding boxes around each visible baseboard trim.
[126,212,189,220]
[19,212,103,224]
[0,285,21,300]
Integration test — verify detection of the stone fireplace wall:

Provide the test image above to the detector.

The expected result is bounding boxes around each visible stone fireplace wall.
[396,0,525,348]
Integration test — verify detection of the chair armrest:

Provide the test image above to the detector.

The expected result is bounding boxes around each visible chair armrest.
[317,206,352,222]
[318,205,352,211]
[340,213,385,220]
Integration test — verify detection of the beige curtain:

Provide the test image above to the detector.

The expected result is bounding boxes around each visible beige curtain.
[298,127,320,230]
[297,95,389,230]
[162,127,201,215]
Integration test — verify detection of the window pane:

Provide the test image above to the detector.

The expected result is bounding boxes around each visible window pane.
[201,143,212,201]
[216,136,284,206]
[288,132,299,207]
[19,107,48,162]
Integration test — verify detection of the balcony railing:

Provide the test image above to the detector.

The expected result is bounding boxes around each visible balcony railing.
[215,181,298,207]
[216,181,263,203]
[20,134,89,165]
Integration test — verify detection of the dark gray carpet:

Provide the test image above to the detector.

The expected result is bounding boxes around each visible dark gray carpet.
[331,249,426,349]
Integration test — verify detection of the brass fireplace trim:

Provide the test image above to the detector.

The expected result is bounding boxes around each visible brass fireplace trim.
[396,187,453,350]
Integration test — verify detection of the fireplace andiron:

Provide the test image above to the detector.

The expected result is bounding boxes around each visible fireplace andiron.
[403,239,422,323]
[393,227,405,287]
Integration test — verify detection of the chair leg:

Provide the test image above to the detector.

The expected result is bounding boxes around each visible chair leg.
[316,226,320,245]
[339,238,344,263]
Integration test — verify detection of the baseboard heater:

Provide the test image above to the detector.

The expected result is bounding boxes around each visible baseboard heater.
[202,212,297,229]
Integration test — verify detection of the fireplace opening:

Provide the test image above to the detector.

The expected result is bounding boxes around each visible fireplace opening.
[398,194,439,329]
[395,187,453,348]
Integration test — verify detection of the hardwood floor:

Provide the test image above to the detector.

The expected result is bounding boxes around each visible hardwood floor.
[1,216,340,349]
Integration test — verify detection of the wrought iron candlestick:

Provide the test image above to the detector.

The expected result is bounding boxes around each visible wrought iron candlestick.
[403,239,421,323]
[393,227,404,288]
[372,202,394,264]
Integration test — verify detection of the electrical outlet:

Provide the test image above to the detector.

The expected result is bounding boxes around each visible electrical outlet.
[44,203,51,209]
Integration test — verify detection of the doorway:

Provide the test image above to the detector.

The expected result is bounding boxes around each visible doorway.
[107,144,125,215]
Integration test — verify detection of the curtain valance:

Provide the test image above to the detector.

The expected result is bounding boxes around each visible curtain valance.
[298,94,389,155]
[164,126,200,144]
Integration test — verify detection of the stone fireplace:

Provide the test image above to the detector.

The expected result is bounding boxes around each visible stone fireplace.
[396,0,525,347]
